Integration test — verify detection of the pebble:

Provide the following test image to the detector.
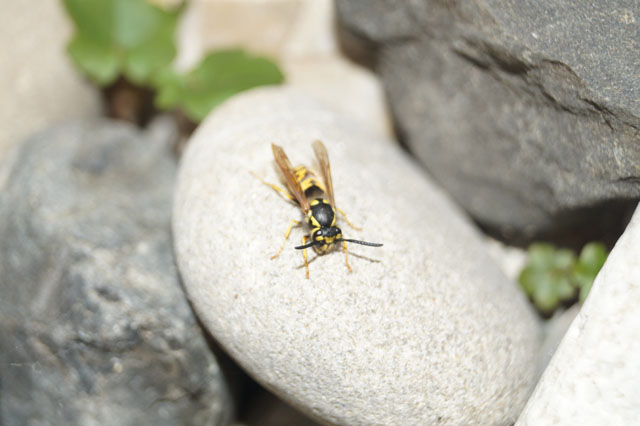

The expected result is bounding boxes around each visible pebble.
[174,87,541,425]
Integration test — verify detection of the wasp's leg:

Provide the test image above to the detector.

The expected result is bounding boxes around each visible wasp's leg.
[249,171,296,204]
[271,219,301,260]
[302,235,310,279]
[343,240,353,273]
[336,207,362,231]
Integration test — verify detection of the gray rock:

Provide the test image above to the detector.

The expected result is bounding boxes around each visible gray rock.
[0,119,232,426]
[517,202,640,425]
[236,387,323,426]
[174,87,541,425]
[336,0,640,239]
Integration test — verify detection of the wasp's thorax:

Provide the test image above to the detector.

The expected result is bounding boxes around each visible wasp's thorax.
[307,198,334,226]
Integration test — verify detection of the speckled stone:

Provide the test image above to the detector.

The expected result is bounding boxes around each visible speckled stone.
[0,119,232,426]
[517,203,640,426]
[173,87,541,425]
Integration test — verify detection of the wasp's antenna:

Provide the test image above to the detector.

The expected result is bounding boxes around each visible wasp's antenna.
[338,239,383,247]
[295,240,324,250]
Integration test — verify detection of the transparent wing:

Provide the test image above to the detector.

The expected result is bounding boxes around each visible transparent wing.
[312,140,335,207]
[271,144,310,213]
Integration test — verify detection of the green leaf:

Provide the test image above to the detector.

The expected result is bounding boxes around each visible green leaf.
[556,275,575,301]
[153,68,185,109]
[573,243,608,303]
[155,49,285,121]
[518,266,538,295]
[124,29,176,84]
[532,274,559,314]
[67,33,120,85]
[63,0,114,45]
[526,243,557,269]
[554,248,576,270]
[63,0,179,85]
[112,0,172,47]
[518,243,577,314]
[577,243,608,274]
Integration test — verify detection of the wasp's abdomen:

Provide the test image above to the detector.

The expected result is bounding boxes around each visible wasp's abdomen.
[294,166,326,199]
[294,166,335,228]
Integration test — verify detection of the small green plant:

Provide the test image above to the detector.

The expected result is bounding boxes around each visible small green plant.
[155,50,285,121]
[518,242,608,315]
[63,0,284,122]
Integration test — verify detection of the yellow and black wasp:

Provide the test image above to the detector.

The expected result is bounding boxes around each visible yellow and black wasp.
[253,140,382,278]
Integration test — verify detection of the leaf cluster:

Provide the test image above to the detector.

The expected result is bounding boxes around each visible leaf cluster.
[63,0,284,121]
[518,242,608,315]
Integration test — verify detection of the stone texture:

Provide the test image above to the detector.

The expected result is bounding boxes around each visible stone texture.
[485,237,527,281]
[0,119,232,426]
[517,202,640,425]
[534,305,579,380]
[336,0,640,239]
[175,0,302,67]
[0,0,101,160]
[175,0,391,137]
[173,87,541,425]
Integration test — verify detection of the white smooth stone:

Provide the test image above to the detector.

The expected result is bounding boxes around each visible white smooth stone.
[174,87,541,425]
[517,203,640,426]
[0,0,101,160]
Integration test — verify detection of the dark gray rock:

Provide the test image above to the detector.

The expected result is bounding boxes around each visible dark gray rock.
[336,0,640,240]
[235,385,323,426]
[0,119,232,426]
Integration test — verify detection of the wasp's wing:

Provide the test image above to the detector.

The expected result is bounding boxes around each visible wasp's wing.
[312,140,335,207]
[271,144,310,213]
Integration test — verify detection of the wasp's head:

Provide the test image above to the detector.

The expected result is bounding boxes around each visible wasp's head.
[295,227,383,253]
[311,226,342,254]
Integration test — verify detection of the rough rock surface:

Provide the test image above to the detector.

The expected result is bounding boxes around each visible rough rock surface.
[0,120,232,426]
[173,87,541,425]
[336,0,640,239]
[517,202,640,425]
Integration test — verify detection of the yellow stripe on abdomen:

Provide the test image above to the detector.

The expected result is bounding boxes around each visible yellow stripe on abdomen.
[294,165,326,195]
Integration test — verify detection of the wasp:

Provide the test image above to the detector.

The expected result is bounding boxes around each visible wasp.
[253,140,382,278]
